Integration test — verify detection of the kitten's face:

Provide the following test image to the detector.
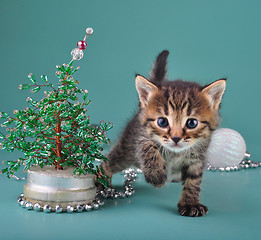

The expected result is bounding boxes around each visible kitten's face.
[136,76,226,153]
[144,90,214,153]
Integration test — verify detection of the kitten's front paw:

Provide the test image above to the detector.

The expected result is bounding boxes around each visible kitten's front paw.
[178,203,208,217]
[144,170,167,188]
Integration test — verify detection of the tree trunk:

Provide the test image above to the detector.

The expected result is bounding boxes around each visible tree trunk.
[55,118,63,170]
[55,73,68,170]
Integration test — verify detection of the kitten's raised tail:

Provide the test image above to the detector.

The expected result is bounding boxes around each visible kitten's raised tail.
[149,50,169,84]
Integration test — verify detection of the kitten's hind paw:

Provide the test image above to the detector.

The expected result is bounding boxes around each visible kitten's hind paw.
[144,171,167,188]
[178,203,208,217]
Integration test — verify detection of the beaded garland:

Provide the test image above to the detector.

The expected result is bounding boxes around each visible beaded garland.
[207,152,261,172]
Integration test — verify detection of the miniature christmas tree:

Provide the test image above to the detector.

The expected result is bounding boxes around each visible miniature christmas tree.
[0,27,112,187]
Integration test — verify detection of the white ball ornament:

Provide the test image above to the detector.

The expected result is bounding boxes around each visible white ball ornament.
[206,128,246,168]
[85,27,94,35]
[71,48,84,61]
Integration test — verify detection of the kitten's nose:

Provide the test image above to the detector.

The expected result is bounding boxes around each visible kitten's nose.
[171,137,181,144]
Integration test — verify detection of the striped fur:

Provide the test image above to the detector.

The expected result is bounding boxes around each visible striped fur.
[101,51,226,217]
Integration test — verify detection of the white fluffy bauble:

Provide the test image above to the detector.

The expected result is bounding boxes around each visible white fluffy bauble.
[206,128,246,168]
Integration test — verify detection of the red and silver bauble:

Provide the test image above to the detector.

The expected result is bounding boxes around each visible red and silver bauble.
[77,40,87,50]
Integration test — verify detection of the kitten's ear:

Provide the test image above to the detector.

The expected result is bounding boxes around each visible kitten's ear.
[202,79,226,109]
[135,75,158,108]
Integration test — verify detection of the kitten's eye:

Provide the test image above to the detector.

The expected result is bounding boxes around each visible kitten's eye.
[186,118,198,129]
[157,117,169,128]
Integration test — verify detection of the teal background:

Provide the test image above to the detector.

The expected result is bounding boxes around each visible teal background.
[0,0,261,239]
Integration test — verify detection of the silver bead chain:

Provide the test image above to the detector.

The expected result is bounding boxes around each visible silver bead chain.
[207,152,261,172]
[17,168,139,213]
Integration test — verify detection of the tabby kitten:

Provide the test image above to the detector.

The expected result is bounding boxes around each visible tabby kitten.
[102,50,226,217]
